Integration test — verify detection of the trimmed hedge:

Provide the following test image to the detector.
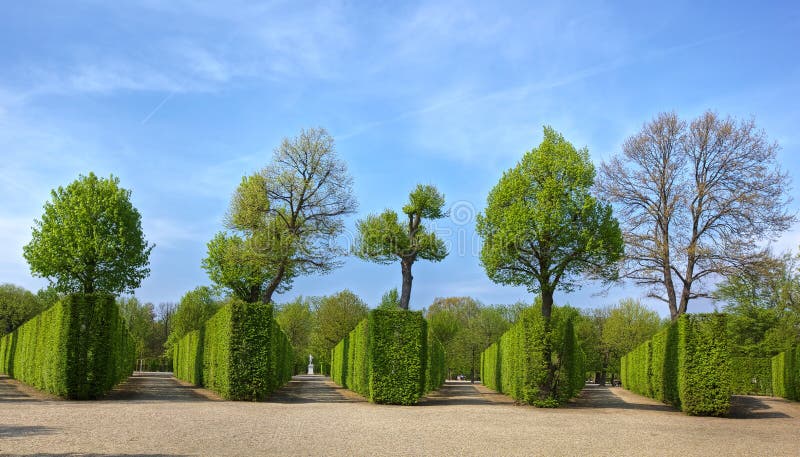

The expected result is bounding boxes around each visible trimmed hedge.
[172,300,293,401]
[730,357,772,396]
[480,306,584,406]
[0,293,135,399]
[771,347,799,401]
[330,309,446,405]
[426,328,446,394]
[620,313,731,416]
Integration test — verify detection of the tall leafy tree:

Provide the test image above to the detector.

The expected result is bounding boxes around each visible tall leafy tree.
[203,128,357,304]
[476,127,622,399]
[477,127,623,321]
[23,172,153,295]
[354,184,448,309]
[599,111,793,319]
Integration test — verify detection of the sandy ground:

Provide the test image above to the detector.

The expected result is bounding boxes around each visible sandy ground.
[1,373,799,457]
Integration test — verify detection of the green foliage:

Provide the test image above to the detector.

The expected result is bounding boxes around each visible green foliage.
[730,357,772,396]
[354,184,448,309]
[167,286,222,350]
[23,172,153,295]
[425,296,511,378]
[173,329,203,385]
[716,252,800,357]
[118,296,155,358]
[330,310,445,405]
[0,283,47,335]
[426,329,446,393]
[203,128,357,304]
[0,293,135,399]
[678,314,732,416]
[310,290,368,373]
[476,127,623,308]
[172,300,293,400]
[369,310,427,405]
[480,305,584,406]
[620,314,731,416]
[377,288,400,310]
[276,296,314,373]
[771,347,799,401]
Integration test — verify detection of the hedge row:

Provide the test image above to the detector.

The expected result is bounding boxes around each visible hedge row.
[172,300,293,400]
[771,346,799,401]
[730,357,772,396]
[330,309,445,405]
[620,313,731,416]
[0,293,135,399]
[480,306,584,406]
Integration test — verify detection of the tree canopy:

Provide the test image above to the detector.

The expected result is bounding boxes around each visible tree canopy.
[23,172,153,295]
[476,127,623,320]
[599,111,793,319]
[202,128,357,304]
[354,184,448,309]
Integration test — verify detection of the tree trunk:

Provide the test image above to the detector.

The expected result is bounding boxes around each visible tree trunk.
[539,289,555,401]
[598,370,607,387]
[400,259,413,310]
[262,262,287,304]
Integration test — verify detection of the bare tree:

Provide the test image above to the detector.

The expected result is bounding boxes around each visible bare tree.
[599,111,793,320]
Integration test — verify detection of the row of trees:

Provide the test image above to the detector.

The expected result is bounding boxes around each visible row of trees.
[7,110,793,392]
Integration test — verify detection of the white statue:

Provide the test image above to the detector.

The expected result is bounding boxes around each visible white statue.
[307,354,315,375]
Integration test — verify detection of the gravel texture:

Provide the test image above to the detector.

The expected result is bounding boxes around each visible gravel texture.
[1,373,798,456]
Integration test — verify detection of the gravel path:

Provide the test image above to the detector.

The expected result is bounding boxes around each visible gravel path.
[1,374,798,456]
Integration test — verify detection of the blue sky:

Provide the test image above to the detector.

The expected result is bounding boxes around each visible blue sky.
[1,1,798,317]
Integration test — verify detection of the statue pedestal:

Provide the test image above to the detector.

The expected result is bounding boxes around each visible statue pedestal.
[307,364,314,375]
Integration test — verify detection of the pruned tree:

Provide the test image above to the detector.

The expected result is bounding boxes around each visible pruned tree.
[354,184,448,310]
[599,111,794,320]
[202,128,357,304]
[23,172,153,295]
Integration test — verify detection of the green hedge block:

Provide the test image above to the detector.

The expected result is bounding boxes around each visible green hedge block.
[172,300,294,401]
[620,313,731,416]
[678,314,731,416]
[0,293,135,399]
[426,329,446,394]
[329,310,445,405]
[772,347,799,401]
[369,310,426,405]
[731,357,772,396]
[173,329,203,385]
[479,306,583,406]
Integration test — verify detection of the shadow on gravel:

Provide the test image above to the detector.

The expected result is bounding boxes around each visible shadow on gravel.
[0,454,190,457]
[728,396,791,419]
[568,385,677,412]
[0,376,53,403]
[269,375,365,404]
[419,382,496,406]
[0,425,59,438]
[103,372,212,402]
